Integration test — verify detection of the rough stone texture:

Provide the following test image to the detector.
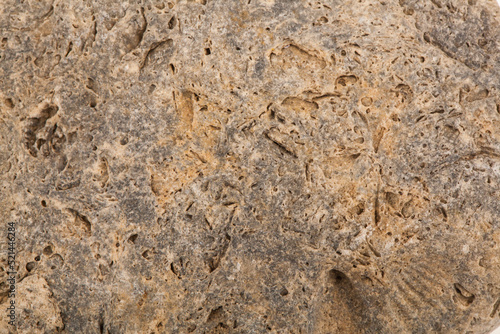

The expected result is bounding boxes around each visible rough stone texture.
[1,0,500,333]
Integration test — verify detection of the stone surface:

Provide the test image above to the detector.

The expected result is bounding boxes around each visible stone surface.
[1,0,500,333]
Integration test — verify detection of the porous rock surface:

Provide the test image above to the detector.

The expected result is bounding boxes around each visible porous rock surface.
[1,0,500,333]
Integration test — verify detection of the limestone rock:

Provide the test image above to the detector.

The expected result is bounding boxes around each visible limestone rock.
[1,0,500,333]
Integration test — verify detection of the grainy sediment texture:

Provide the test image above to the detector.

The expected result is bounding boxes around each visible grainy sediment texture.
[1,0,500,333]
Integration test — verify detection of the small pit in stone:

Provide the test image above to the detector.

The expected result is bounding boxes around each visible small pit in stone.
[43,245,53,255]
